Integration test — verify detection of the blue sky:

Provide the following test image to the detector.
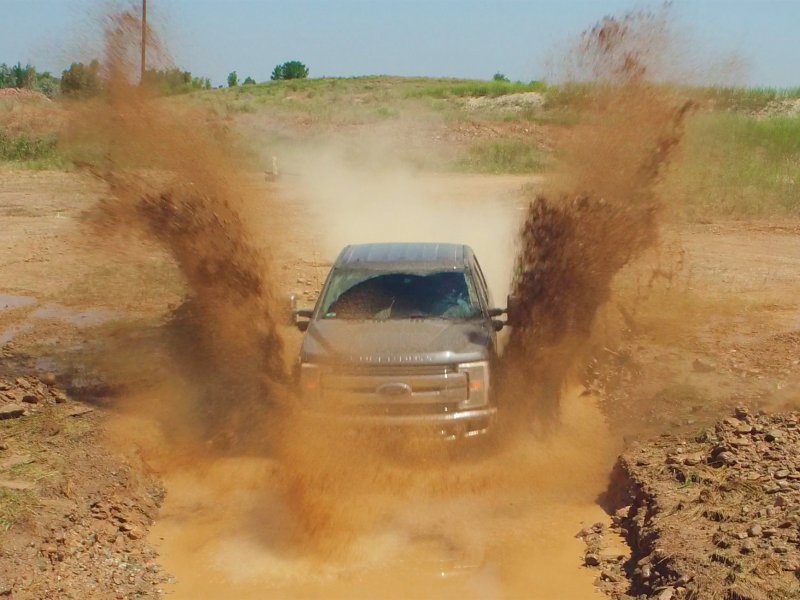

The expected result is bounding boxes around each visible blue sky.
[2,0,798,88]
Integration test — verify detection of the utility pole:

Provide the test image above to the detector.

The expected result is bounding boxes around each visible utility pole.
[140,0,147,82]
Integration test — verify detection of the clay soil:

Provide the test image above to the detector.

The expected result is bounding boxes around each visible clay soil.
[1,168,799,599]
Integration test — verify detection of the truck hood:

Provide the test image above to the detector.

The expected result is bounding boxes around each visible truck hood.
[300,319,492,366]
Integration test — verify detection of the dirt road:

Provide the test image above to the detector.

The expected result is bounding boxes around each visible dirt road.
[148,390,621,600]
[2,169,800,598]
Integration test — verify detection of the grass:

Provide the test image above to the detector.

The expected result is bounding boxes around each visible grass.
[698,86,800,112]
[457,138,548,174]
[404,79,546,99]
[664,111,800,217]
[0,129,61,164]
[0,488,38,531]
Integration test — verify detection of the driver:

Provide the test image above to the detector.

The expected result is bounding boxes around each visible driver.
[428,272,473,318]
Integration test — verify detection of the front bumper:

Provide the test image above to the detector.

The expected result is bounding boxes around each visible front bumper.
[301,405,497,440]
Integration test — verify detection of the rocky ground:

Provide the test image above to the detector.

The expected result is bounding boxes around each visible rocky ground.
[582,406,800,600]
[0,369,169,599]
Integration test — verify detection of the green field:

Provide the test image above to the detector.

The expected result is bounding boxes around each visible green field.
[1,77,798,216]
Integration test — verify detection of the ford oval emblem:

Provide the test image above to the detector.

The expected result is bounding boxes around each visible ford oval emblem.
[377,382,412,397]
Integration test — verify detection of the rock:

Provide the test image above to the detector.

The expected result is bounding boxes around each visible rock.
[766,430,783,442]
[0,404,25,420]
[52,389,68,404]
[748,524,763,537]
[614,505,632,520]
[741,540,756,554]
[600,569,618,582]
[714,451,737,466]
[683,454,703,466]
[21,394,39,404]
[584,553,601,566]
[655,587,674,600]
[774,469,790,479]
[67,406,94,417]
[41,372,57,386]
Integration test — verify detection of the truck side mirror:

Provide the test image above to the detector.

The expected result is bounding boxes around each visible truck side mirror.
[505,295,522,327]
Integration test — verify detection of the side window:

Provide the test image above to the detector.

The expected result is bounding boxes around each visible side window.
[470,258,492,309]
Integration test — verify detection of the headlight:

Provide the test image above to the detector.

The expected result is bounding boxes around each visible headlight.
[458,361,490,406]
[299,363,321,399]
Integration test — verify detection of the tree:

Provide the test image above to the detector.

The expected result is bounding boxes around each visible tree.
[493,72,509,82]
[270,61,308,81]
[3,62,37,88]
[242,76,256,85]
[60,60,101,96]
[0,64,13,88]
[227,71,238,87]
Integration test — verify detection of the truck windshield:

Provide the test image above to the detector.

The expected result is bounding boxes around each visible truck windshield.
[319,269,482,320]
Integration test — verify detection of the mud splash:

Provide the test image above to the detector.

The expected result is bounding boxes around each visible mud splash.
[65,11,287,443]
[503,9,695,425]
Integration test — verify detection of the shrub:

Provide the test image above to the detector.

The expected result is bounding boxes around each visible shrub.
[35,72,60,97]
[493,73,509,82]
[0,129,59,162]
[227,71,238,87]
[242,76,256,85]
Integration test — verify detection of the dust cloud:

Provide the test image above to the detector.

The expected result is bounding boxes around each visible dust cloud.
[61,6,693,600]
[502,9,695,425]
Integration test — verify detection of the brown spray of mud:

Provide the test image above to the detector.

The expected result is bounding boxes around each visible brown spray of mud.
[501,9,695,426]
[65,11,287,446]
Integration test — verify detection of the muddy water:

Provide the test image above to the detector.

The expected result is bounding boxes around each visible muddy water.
[149,390,621,599]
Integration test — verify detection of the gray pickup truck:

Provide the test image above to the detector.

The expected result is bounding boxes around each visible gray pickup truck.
[291,243,510,439]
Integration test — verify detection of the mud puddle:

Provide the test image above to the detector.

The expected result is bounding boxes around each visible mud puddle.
[30,304,116,327]
[147,389,620,599]
[0,294,36,311]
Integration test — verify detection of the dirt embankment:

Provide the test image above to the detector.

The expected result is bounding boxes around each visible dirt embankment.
[582,407,800,600]
[0,373,168,599]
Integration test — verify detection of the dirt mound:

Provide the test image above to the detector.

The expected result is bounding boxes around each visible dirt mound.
[464,92,545,112]
[0,89,50,102]
[0,374,168,599]
[587,407,800,599]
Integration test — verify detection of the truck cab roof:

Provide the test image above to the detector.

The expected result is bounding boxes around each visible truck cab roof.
[334,243,474,271]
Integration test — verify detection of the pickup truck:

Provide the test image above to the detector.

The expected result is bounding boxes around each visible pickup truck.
[291,243,510,439]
